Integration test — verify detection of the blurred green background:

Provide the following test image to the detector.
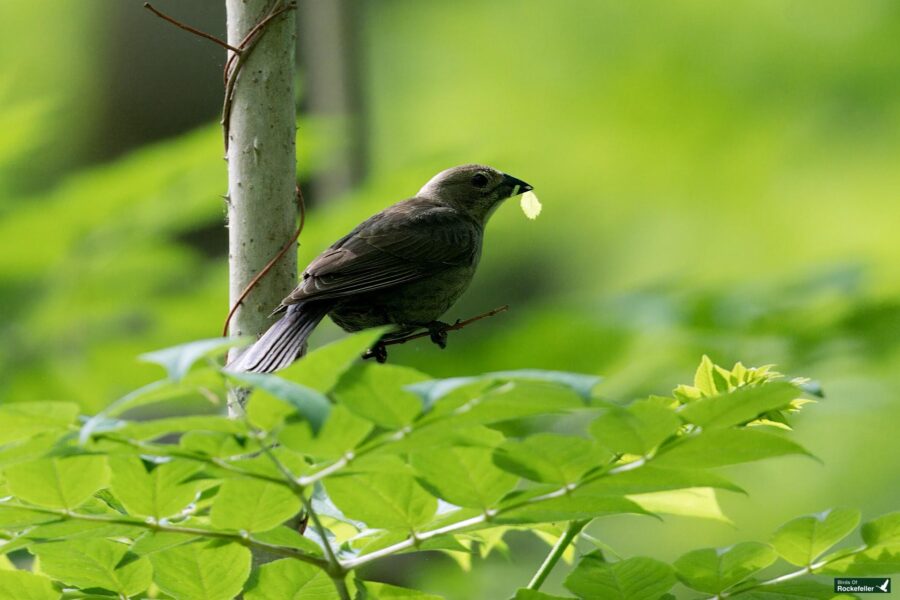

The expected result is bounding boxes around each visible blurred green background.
[1,1,898,597]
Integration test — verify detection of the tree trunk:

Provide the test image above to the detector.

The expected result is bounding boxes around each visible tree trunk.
[225,0,298,377]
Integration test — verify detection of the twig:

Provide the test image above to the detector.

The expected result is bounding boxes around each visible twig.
[526,520,588,591]
[143,3,242,53]
[362,305,509,360]
[223,184,306,336]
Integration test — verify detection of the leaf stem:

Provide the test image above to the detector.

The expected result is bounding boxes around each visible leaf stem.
[526,520,588,591]
[0,501,327,568]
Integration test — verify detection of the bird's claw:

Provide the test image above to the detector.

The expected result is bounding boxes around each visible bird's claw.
[363,342,388,363]
[427,321,451,350]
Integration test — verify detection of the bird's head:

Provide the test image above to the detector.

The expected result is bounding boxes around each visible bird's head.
[417,164,532,223]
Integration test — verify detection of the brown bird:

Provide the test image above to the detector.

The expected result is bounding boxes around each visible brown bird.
[229,164,532,373]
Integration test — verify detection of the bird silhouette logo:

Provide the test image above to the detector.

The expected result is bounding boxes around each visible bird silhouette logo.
[877,579,890,592]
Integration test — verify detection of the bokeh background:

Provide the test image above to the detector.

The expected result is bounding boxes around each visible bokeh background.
[1,1,899,597]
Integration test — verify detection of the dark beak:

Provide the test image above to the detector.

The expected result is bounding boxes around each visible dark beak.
[503,173,533,195]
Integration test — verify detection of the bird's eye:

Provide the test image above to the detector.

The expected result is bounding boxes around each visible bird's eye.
[471,173,489,188]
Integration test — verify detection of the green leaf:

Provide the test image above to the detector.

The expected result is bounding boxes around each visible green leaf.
[244,558,336,599]
[231,373,331,434]
[493,433,612,484]
[496,494,646,524]
[0,570,60,600]
[278,328,388,393]
[654,429,812,468]
[150,541,251,600]
[325,456,436,530]
[627,488,730,522]
[0,402,79,446]
[590,399,681,456]
[360,581,445,599]
[333,363,427,428]
[861,511,900,547]
[435,381,584,427]
[772,508,861,566]
[564,553,676,600]
[0,505,58,528]
[32,539,152,596]
[674,542,778,593]
[142,337,245,381]
[411,442,518,509]
[678,382,799,429]
[210,477,302,532]
[734,580,852,599]
[4,456,109,509]
[408,370,600,409]
[280,404,373,460]
[109,456,201,519]
[821,512,900,575]
[251,526,324,557]
[21,518,144,543]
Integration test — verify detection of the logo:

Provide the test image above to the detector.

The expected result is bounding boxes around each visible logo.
[834,578,891,594]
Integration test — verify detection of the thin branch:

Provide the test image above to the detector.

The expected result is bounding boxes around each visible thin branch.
[340,456,647,571]
[526,520,588,591]
[712,547,869,599]
[0,501,328,569]
[143,3,242,53]
[223,184,306,336]
[362,304,509,360]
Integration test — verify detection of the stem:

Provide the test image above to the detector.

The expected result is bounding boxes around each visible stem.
[713,547,869,598]
[526,520,587,591]
[0,502,327,568]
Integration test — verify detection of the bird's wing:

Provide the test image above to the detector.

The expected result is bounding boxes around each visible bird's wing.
[280,202,478,305]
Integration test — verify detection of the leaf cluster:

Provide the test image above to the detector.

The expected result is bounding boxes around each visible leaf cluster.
[0,333,894,599]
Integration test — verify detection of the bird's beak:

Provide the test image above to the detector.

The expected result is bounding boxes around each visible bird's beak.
[502,173,533,196]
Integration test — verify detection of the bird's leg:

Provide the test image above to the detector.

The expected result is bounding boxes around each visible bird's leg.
[362,341,388,363]
[426,320,456,350]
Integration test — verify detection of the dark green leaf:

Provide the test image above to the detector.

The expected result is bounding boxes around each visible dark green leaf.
[674,542,777,593]
[590,399,681,456]
[277,328,388,393]
[0,570,59,600]
[230,372,331,434]
[32,539,152,596]
[360,580,445,599]
[333,363,427,428]
[772,508,861,566]
[0,402,79,446]
[411,437,518,509]
[494,433,612,484]
[210,477,302,533]
[109,456,201,520]
[564,553,676,599]
[5,456,109,509]
[654,428,812,468]
[244,558,337,599]
[142,337,245,381]
[325,456,436,530]
[150,541,251,600]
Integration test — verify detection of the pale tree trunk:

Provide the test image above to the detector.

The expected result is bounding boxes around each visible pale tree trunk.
[225,0,298,372]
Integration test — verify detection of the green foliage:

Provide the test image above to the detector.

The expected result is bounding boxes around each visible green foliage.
[0,338,892,598]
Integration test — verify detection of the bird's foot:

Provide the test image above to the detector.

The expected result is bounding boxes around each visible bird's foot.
[362,341,388,363]
[426,321,456,350]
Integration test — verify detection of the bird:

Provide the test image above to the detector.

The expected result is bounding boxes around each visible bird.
[228,164,533,373]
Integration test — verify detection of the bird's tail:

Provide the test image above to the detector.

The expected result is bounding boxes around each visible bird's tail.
[227,303,329,373]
